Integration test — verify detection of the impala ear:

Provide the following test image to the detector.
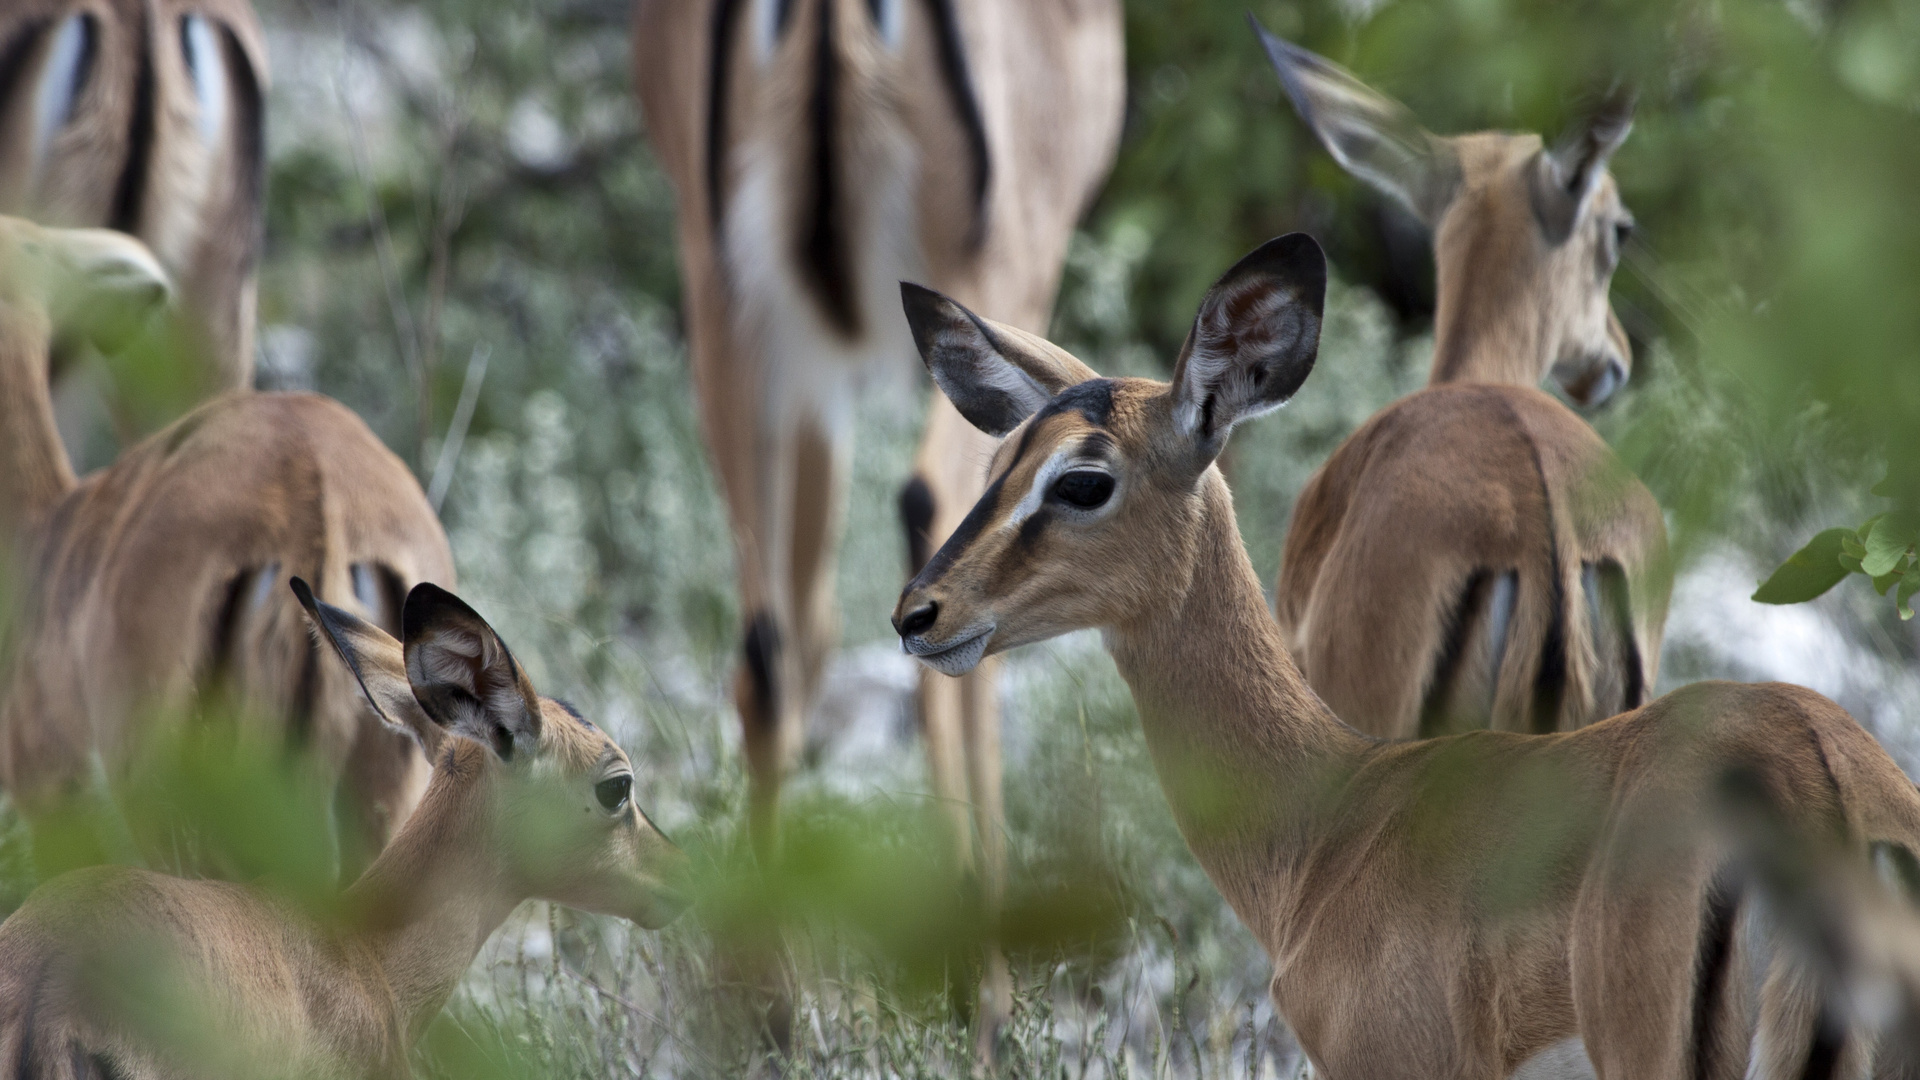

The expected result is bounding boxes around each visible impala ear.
[1252,18,1460,226]
[1170,234,1326,462]
[291,578,443,755]
[900,283,1100,436]
[401,584,543,762]
[1531,91,1634,245]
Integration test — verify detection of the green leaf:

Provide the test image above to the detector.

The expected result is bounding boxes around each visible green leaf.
[1863,514,1919,578]
[1899,573,1919,620]
[1754,528,1855,604]
[1872,565,1904,595]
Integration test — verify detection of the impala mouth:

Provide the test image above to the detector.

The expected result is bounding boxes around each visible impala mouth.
[901,625,994,676]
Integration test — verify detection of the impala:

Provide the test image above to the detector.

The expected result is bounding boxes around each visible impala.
[0,217,450,878]
[0,0,266,396]
[0,580,688,1080]
[633,0,1123,1033]
[1257,26,1671,739]
[893,235,1920,1078]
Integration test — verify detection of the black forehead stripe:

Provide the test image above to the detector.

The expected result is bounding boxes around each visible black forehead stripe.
[1007,378,1119,464]
[910,471,1006,588]
[1040,378,1115,427]
[552,698,596,732]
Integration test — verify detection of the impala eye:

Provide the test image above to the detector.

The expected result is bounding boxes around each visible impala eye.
[595,774,632,813]
[1052,470,1115,510]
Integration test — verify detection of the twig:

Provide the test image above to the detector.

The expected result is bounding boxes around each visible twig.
[427,343,490,511]
[557,963,722,1072]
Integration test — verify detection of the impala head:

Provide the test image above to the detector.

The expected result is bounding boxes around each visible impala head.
[1252,22,1635,406]
[291,579,688,929]
[892,235,1326,671]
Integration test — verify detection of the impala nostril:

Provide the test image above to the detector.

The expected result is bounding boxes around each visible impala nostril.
[896,601,938,637]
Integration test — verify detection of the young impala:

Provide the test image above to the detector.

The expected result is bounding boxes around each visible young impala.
[0,580,688,1080]
[894,235,1920,1078]
[0,216,449,879]
[633,0,1124,1035]
[1257,25,1671,740]
[1,0,266,395]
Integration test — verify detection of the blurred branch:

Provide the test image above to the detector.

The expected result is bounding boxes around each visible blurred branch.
[428,343,490,512]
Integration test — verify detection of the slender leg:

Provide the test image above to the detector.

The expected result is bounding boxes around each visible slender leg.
[910,395,1010,1050]
[961,655,1011,1052]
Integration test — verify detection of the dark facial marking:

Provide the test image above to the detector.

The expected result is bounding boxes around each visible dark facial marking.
[1015,508,1049,552]
[908,472,1006,590]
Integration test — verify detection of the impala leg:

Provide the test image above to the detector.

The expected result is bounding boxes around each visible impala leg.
[961,656,1011,1050]
[910,396,1011,1046]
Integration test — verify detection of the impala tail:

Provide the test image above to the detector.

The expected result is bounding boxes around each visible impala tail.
[707,0,987,364]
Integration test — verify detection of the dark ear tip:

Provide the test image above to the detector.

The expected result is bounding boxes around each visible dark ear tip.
[289,576,317,612]
[1240,233,1328,304]
[898,281,952,321]
[402,582,475,640]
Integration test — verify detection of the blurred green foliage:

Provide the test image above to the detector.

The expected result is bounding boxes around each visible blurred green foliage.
[5,0,1919,1074]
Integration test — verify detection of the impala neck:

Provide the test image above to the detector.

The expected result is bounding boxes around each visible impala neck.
[1426,246,1549,389]
[0,300,77,539]
[342,740,519,1044]
[1104,470,1370,944]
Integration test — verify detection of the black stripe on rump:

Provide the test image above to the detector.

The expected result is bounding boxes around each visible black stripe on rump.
[799,0,859,335]
[704,0,747,227]
[1418,570,1488,739]
[219,22,265,272]
[0,20,57,114]
[109,7,153,233]
[920,0,989,245]
[1691,867,1741,1080]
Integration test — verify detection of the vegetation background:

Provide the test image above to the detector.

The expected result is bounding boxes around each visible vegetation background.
[7,0,1920,1075]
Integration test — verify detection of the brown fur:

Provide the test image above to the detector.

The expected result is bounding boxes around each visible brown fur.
[0,0,266,397]
[894,249,1920,1078]
[0,218,449,876]
[1257,32,1670,739]
[633,0,1123,1032]
[0,588,687,1080]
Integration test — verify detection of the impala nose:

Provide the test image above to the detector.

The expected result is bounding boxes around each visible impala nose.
[895,600,939,638]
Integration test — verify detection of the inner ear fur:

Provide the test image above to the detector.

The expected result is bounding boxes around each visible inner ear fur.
[1252,18,1461,226]
[900,282,1099,436]
[1170,233,1327,459]
[401,583,543,759]
[290,578,445,756]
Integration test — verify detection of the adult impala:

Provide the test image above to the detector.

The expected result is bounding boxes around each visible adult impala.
[1257,25,1671,739]
[0,217,450,877]
[633,0,1123,1030]
[894,235,1920,1078]
[0,581,688,1080]
[0,0,265,397]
